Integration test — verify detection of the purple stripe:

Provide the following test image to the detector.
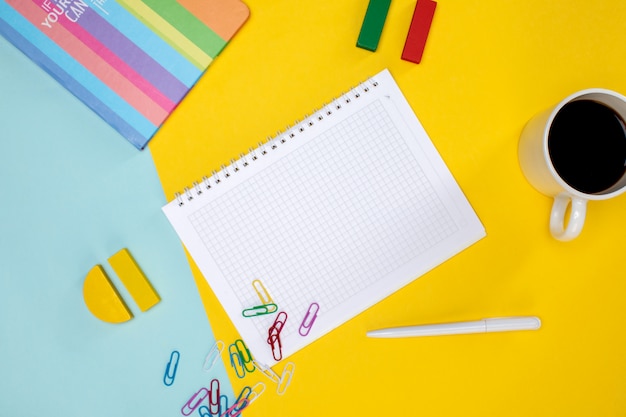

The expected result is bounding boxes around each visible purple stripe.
[78,6,188,103]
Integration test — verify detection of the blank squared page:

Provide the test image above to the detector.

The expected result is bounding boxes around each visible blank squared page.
[163,69,485,364]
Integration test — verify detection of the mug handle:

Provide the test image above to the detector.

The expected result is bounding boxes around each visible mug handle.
[549,193,587,241]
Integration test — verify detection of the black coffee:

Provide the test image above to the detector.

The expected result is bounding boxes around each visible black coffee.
[548,99,626,194]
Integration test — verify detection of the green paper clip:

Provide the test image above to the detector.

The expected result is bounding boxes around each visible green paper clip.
[242,303,278,317]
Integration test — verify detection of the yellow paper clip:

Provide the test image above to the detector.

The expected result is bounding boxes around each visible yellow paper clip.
[203,340,225,372]
[277,362,295,395]
[252,279,273,304]
[252,359,281,384]
[163,350,180,386]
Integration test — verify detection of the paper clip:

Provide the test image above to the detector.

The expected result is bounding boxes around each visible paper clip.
[163,350,180,386]
[252,360,281,384]
[203,340,225,372]
[228,342,246,378]
[252,279,273,304]
[220,397,248,417]
[218,394,229,417]
[269,332,283,361]
[235,385,252,406]
[267,311,288,344]
[242,303,278,317]
[209,378,220,415]
[234,339,256,373]
[277,362,296,396]
[198,406,211,417]
[298,302,319,336]
[181,387,209,416]
[247,382,266,405]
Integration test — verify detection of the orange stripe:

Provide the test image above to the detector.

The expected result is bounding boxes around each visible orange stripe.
[11,0,167,126]
[176,0,249,41]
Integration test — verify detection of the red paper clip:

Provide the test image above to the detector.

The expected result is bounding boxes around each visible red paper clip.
[267,311,288,344]
[209,379,220,415]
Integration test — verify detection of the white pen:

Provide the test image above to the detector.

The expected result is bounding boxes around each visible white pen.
[366,316,541,338]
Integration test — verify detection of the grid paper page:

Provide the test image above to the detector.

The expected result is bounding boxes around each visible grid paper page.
[163,69,485,364]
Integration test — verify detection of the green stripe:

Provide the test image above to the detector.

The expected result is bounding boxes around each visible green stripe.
[141,0,227,58]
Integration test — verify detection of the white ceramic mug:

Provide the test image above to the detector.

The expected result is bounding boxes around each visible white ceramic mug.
[518,89,626,241]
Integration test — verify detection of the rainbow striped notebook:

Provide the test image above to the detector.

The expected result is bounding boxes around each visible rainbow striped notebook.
[0,0,249,149]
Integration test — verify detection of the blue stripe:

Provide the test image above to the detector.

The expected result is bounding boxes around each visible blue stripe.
[91,0,201,88]
[0,3,156,149]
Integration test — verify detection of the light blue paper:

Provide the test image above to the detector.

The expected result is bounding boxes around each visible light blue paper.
[0,36,233,416]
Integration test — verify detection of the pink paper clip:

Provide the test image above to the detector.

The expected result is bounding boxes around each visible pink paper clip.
[181,387,209,416]
[220,397,249,417]
[298,302,319,336]
[209,379,220,415]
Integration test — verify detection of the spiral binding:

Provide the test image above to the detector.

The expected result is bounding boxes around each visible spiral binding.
[174,76,381,207]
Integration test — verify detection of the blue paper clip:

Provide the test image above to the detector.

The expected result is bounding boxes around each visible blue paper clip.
[242,303,278,317]
[203,340,225,372]
[298,302,320,336]
[198,406,211,417]
[218,394,229,417]
[228,343,246,378]
[252,279,273,304]
[234,339,255,373]
[163,350,180,386]
[235,385,252,408]
[220,396,248,417]
[181,387,209,416]
[209,378,220,415]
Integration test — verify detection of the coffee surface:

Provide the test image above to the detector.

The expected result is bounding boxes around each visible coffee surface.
[548,99,626,194]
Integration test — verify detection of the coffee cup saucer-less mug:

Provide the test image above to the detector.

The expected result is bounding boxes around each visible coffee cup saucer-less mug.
[518,88,626,241]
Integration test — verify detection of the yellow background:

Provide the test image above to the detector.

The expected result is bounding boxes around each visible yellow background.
[150,1,626,415]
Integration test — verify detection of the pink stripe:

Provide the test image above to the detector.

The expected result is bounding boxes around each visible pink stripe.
[54,7,176,113]
[11,0,167,125]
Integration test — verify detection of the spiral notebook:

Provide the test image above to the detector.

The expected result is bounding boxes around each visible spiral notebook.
[162,69,486,364]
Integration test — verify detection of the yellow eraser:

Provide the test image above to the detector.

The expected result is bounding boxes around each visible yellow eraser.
[108,248,160,312]
[83,265,133,323]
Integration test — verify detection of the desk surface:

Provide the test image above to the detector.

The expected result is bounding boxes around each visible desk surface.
[151,1,626,415]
